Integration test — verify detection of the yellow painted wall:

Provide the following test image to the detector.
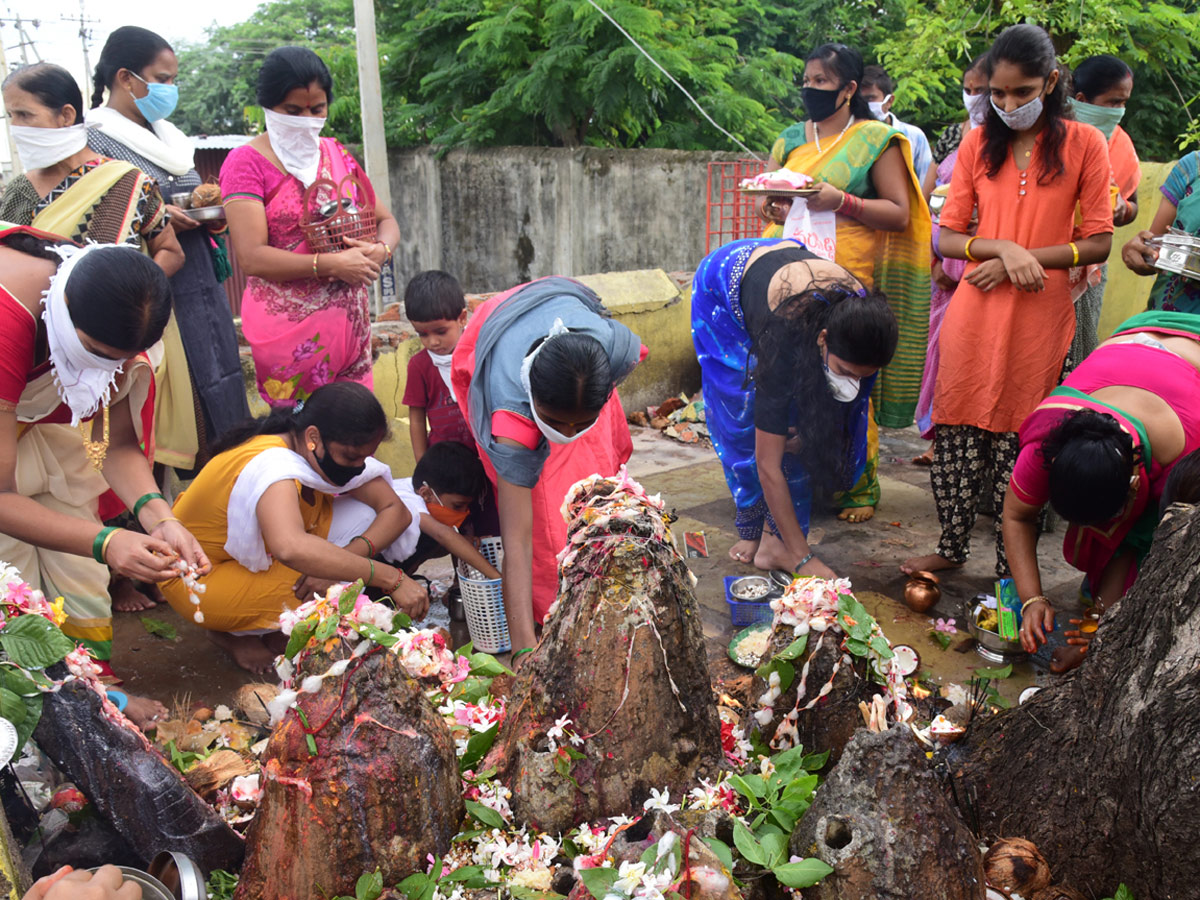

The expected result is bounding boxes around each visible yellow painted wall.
[1097,160,1178,338]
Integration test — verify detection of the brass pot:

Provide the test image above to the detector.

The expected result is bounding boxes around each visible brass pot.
[903,570,940,613]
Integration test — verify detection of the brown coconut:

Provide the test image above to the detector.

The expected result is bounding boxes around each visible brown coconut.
[183,749,257,799]
[984,838,1052,895]
[235,683,280,727]
[1030,888,1088,900]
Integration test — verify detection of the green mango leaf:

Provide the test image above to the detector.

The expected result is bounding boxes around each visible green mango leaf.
[284,617,318,659]
[0,688,26,725]
[974,663,1013,680]
[339,580,365,616]
[0,614,75,669]
[355,870,383,900]
[2,669,37,697]
[702,837,734,872]
[772,858,834,888]
[774,635,809,661]
[140,617,178,641]
[732,819,766,867]
[464,799,505,829]
[577,866,620,900]
[459,723,499,772]
[868,635,894,659]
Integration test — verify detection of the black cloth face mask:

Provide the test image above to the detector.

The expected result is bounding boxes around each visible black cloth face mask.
[802,85,848,122]
[315,447,366,486]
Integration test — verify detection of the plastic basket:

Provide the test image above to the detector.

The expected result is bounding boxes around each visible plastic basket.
[300,173,377,254]
[724,575,775,627]
[457,537,510,654]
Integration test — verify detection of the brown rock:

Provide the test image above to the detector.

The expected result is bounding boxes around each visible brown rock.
[487,474,724,833]
[233,647,463,899]
[790,725,986,900]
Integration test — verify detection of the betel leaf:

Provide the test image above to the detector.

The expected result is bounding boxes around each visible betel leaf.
[284,617,318,659]
[774,635,809,661]
[702,837,734,872]
[464,799,505,829]
[140,616,178,641]
[355,870,383,900]
[844,638,869,657]
[0,687,26,724]
[356,623,399,648]
[339,580,365,616]
[868,635,894,659]
[0,614,75,669]
[973,663,1013,680]
[732,819,766,867]
[577,866,620,900]
[772,858,834,888]
[459,723,499,771]
[314,614,339,644]
[12,691,42,756]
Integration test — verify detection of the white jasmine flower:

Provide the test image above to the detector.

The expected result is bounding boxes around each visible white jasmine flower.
[642,787,679,813]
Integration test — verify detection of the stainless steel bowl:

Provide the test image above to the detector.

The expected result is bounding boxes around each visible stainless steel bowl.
[168,191,193,208]
[730,575,777,602]
[188,205,226,222]
[967,603,1026,662]
[148,850,207,900]
[87,866,174,900]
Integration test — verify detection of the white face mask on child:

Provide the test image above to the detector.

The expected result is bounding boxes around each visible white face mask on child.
[518,318,601,445]
[427,350,455,401]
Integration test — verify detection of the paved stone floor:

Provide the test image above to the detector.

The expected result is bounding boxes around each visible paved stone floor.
[111,425,1082,710]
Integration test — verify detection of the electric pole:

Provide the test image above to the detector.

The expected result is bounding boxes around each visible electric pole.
[352,0,394,314]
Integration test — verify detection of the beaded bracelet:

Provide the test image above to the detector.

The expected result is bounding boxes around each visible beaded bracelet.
[385,569,405,595]
[93,526,120,564]
[352,534,375,557]
[132,491,164,519]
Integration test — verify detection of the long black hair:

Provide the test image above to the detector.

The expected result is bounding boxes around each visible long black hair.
[67,247,172,354]
[528,333,613,415]
[210,382,388,457]
[2,63,84,124]
[256,46,334,109]
[91,26,172,108]
[1071,54,1133,101]
[981,24,1069,185]
[1039,408,1136,524]
[753,274,898,489]
[804,43,873,123]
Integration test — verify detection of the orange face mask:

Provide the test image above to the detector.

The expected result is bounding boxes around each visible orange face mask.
[428,502,469,529]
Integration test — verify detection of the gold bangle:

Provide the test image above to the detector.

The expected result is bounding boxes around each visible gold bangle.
[834,191,847,213]
[312,253,320,277]
[150,515,181,531]
[1069,241,1080,266]
[964,236,979,261]
[379,241,391,257]
[100,528,120,563]
[1021,595,1050,613]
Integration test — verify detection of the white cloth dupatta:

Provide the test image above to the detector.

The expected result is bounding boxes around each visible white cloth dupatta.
[224,446,391,571]
[85,106,195,176]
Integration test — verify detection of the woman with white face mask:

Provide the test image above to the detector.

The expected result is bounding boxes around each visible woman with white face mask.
[86,26,250,479]
[693,239,898,577]
[0,229,208,727]
[450,278,644,657]
[220,46,401,409]
[902,24,1114,581]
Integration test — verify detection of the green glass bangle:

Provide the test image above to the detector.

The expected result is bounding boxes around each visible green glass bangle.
[352,534,375,556]
[368,558,375,588]
[132,491,165,519]
[92,526,119,564]
[512,647,534,659]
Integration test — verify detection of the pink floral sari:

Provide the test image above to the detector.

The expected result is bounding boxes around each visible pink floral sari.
[223,138,374,407]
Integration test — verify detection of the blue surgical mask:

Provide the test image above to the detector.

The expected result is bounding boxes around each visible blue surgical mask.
[1068,98,1125,142]
[130,72,178,123]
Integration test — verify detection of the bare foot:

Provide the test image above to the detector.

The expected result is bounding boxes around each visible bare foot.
[728,538,760,564]
[753,531,817,573]
[838,505,876,524]
[1050,643,1088,674]
[900,553,963,576]
[208,631,280,675]
[111,576,159,612]
[124,695,168,730]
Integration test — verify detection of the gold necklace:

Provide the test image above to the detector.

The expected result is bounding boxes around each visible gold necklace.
[79,405,110,471]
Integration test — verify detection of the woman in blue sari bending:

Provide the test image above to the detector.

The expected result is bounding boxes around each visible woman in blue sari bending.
[693,238,899,575]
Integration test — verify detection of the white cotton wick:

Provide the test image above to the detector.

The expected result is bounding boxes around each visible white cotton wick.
[327,659,350,676]
[300,675,324,693]
[193,611,204,623]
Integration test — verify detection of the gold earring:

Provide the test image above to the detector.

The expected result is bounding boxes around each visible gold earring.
[308,443,316,451]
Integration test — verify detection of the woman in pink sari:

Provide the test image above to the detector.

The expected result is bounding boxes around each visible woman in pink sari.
[220,47,400,408]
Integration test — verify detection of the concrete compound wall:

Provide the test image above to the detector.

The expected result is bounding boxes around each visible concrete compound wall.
[388,146,741,292]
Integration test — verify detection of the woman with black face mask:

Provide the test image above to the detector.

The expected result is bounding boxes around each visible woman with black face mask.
[158,382,429,674]
[760,42,931,526]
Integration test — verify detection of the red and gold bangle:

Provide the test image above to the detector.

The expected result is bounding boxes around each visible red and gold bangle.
[312,253,321,277]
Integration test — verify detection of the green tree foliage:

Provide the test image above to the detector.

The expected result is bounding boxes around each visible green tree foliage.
[170,0,357,137]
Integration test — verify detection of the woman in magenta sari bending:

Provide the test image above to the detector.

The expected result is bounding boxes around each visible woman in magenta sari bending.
[220,47,400,408]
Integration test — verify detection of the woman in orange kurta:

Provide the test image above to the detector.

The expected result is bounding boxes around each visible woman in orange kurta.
[902,24,1114,578]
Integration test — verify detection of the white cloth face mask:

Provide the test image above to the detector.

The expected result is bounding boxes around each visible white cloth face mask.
[963,90,988,126]
[11,124,88,170]
[518,319,602,445]
[263,108,326,186]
